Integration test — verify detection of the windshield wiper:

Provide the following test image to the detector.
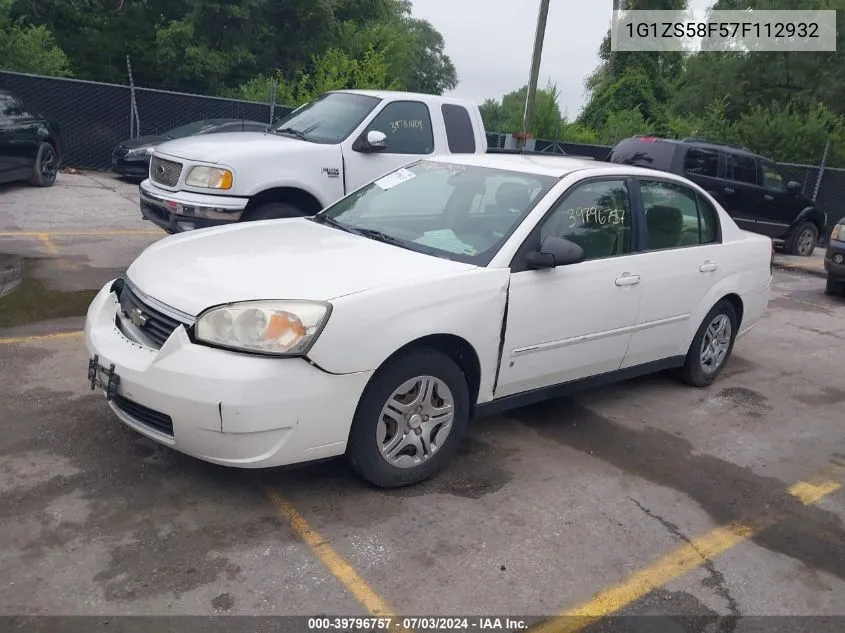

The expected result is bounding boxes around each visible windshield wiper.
[353,228,412,249]
[309,214,355,232]
[274,127,308,141]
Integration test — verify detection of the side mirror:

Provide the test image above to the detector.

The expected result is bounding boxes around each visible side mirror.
[354,130,388,153]
[786,181,801,195]
[525,236,585,269]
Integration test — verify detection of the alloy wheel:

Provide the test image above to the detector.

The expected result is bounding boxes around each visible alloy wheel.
[700,314,732,375]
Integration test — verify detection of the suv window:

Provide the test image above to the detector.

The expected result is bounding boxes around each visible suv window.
[608,138,677,169]
[366,101,434,155]
[540,179,632,261]
[726,153,758,185]
[761,161,788,191]
[640,180,719,249]
[0,94,23,122]
[683,148,719,178]
[441,104,476,153]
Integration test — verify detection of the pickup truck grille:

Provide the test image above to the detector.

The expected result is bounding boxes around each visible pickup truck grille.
[150,156,182,187]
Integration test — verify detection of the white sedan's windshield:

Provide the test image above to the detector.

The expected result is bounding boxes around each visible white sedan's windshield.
[316,161,558,265]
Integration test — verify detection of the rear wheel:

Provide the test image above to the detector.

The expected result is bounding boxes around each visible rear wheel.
[785,221,819,257]
[347,349,470,488]
[244,201,308,221]
[30,142,58,187]
[679,300,738,387]
[825,277,845,296]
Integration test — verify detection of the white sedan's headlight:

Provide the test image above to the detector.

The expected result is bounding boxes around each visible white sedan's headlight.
[194,300,331,355]
[186,166,233,190]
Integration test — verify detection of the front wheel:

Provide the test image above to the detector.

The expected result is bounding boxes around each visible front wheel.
[785,221,819,257]
[825,277,845,296]
[347,349,470,488]
[244,201,307,222]
[30,142,58,187]
[679,300,738,387]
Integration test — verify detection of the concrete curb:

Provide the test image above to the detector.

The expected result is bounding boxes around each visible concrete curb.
[771,261,827,279]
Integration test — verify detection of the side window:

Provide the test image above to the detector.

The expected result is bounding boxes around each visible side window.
[540,179,632,261]
[640,180,719,249]
[725,153,758,185]
[761,161,787,191]
[441,104,476,153]
[0,94,23,122]
[366,101,434,155]
[683,148,719,178]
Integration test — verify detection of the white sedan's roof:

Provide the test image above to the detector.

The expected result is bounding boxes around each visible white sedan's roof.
[425,153,660,179]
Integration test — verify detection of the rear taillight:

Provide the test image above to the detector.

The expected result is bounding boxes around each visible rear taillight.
[639,136,658,143]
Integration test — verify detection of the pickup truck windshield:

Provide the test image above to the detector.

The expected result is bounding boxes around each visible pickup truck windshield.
[271,92,380,144]
[314,161,558,266]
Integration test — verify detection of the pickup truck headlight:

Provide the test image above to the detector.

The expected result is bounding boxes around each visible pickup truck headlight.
[194,300,331,355]
[831,223,843,241]
[186,166,233,190]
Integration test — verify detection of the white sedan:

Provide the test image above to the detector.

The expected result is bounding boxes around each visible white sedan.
[85,154,773,487]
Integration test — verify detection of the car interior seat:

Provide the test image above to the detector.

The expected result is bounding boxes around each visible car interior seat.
[645,205,683,250]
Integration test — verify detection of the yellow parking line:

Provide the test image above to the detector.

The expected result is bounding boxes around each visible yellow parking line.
[263,486,401,619]
[0,330,84,345]
[0,230,163,237]
[37,232,59,255]
[529,473,842,633]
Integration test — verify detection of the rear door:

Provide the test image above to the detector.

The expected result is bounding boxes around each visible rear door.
[757,159,803,238]
[719,151,760,233]
[679,145,723,201]
[621,177,725,368]
[0,94,31,175]
[342,100,437,192]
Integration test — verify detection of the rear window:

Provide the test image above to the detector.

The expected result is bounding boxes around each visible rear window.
[726,154,758,184]
[608,138,677,170]
[441,104,476,153]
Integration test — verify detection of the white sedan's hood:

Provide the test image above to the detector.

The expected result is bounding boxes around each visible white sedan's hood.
[127,219,476,317]
[155,132,310,165]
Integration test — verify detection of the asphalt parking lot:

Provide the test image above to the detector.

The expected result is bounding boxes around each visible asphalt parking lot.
[1,173,845,628]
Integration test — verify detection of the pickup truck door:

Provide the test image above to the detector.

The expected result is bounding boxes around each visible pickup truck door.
[341,100,438,193]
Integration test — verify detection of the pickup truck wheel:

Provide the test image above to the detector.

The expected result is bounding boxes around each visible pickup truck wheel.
[785,221,819,257]
[347,349,470,489]
[678,300,738,388]
[245,202,307,221]
[30,142,58,187]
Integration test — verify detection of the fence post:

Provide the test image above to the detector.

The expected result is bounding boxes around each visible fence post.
[126,55,135,139]
[269,79,277,125]
[813,136,831,203]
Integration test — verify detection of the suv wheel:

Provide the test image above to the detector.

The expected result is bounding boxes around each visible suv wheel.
[785,221,819,257]
[825,277,845,296]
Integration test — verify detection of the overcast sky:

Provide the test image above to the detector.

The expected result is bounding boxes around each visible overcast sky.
[411,0,713,119]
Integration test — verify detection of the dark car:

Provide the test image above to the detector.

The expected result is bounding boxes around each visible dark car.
[608,136,827,257]
[0,89,62,187]
[111,118,270,178]
[824,216,845,296]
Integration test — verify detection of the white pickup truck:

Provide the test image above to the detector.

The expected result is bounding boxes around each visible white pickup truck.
[139,90,489,233]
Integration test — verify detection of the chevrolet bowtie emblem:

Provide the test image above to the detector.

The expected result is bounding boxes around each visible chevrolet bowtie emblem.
[128,307,148,327]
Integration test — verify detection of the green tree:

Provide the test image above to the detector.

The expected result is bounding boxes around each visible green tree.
[480,81,564,139]
[0,0,71,76]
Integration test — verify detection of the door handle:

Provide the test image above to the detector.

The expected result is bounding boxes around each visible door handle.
[724,187,735,195]
[700,262,718,273]
[764,194,774,202]
[615,273,641,286]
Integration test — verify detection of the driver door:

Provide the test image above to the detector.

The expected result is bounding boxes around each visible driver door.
[341,100,436,192]
[494,178,645,398]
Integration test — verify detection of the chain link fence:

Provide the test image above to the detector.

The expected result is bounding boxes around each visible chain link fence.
[0,69,292,171]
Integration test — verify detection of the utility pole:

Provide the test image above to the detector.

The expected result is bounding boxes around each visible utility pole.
[519,0,551,150]
[609,0,621,78]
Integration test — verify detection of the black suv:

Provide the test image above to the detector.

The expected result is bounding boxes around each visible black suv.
[608,136,826,256]
[0,89,62,187]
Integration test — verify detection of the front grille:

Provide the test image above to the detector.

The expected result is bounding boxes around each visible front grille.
[117,282,188,349]
[113,146,129,159]
[112,394,174,436]
[150,156,183,187]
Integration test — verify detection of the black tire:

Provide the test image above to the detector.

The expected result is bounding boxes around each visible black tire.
[30,142,58,187]
[679,300,739,388]
[244,201,308,222]
[785,221,819,257]
[346,349,470,489]
[825,277,845,296]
